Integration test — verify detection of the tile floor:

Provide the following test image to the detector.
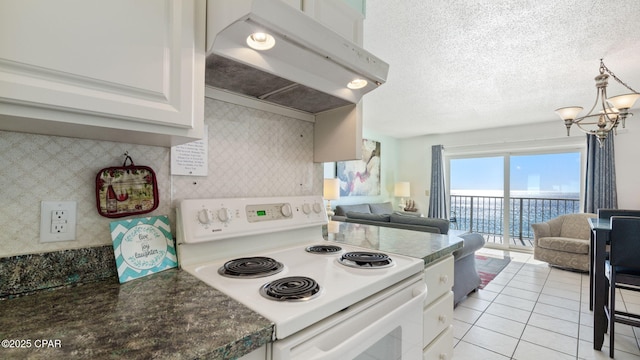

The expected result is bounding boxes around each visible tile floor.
[453,248,640,359]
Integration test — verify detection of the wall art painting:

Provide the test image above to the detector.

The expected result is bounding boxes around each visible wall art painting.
[336,139,381,196]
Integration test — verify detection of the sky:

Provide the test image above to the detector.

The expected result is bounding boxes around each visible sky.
[450,152,581,195]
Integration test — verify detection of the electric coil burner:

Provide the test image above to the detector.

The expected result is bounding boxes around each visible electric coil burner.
[260,276,321,301]
[177,195,426,356]
[338,251,394,268]
[305,244,343,254]
[218,256,284,278]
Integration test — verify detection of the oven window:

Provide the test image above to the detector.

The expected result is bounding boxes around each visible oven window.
[354,326,402,360]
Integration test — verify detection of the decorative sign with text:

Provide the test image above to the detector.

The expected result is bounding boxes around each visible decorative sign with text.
[170,125,208,176]
[110,215,177,283]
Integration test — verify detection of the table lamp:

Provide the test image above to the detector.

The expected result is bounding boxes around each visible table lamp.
[394,182,410,210]
[323,178,340,218]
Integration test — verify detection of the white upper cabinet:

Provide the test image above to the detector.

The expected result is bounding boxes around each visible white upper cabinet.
[302,0,364,45]
[0,0,205,146]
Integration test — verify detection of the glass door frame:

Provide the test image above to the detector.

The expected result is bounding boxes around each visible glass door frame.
[444,142,586,252]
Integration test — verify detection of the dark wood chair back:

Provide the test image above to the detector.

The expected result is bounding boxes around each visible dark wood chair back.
[604,215,640,358]
[609,216,640,268]
[597,208,640,219]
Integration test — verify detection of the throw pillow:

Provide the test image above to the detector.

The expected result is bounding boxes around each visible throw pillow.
[393,211,423,217]
[369,202,393,215]
[334,204,371,216]
[346,211,391,222]
[390,214,450,234]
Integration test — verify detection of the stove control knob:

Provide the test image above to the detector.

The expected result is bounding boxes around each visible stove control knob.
[302,203,311,214]
[217,208,232,223]
[197,209,212,224]
[281,203,292,217]
[312,203,323,214]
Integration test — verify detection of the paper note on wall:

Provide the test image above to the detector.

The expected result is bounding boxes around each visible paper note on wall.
[171,125,208,176]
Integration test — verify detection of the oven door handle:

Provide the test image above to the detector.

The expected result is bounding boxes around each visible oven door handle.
[302,282,427,359]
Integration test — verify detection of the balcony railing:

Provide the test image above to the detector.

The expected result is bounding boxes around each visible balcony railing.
[449,194,581,247]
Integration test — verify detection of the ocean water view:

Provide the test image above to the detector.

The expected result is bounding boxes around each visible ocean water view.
[449,190,581,246]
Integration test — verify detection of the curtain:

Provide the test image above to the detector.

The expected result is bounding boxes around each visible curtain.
[428,145,448,219]
[584,134,618,213]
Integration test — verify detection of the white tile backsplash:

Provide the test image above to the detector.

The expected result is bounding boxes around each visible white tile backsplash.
[0,98,321,257]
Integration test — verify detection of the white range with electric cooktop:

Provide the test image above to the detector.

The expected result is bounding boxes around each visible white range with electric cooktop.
[176,195,426,360]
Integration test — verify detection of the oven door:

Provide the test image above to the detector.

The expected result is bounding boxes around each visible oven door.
[270,273,427,360]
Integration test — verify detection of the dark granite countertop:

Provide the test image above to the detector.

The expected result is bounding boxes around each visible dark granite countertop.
[0,269,273,360]
[326,221,464,266]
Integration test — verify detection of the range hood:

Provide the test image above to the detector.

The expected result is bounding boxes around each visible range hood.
[205,0,389,114]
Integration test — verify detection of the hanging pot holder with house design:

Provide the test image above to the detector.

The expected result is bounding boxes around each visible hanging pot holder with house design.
[95,154,159,218]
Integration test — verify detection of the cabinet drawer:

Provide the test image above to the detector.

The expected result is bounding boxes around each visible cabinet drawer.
[423,255,454,305]
[423,291,453,346]
[423,325,453,360]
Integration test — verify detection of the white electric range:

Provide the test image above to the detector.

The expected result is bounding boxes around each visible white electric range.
[176,196,426,359]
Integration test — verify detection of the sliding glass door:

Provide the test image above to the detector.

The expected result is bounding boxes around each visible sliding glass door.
[508,153,581,248]
[449,156,506,245]
[448,150,581,250]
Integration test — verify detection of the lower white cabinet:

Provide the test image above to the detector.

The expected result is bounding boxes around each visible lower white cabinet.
[423,255,454,358]
[0,0,205,146]
[424,291,454,345]
[423,326,454,360]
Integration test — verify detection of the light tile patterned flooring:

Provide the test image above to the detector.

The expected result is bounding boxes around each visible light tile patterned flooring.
[453,248,640,359]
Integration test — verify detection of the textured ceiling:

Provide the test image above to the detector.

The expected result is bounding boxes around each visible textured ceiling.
[362,0,640,138]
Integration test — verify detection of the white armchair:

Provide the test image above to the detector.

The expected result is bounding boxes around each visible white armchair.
[531,213,596,272]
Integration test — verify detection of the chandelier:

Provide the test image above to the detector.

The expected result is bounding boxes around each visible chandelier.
[555,59,640,146]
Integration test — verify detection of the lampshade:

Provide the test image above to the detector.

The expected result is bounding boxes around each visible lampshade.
[323,178,340,200]
[554,106,583,121]
[607,93,640,110]
[394,182,410,198]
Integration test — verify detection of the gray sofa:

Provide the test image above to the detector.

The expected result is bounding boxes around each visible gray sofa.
[332,202,450,234]
[332,202,485,305]
[452,233,486,305]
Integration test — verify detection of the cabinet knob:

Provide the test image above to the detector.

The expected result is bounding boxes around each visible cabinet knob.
[439,274,449,284]
[439,354,447,360]
[438,315,447,323]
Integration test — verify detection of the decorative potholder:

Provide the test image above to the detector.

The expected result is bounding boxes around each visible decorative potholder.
[96,154,159,218]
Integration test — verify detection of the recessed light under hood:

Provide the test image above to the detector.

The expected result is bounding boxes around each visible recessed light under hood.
[205,0,389,114]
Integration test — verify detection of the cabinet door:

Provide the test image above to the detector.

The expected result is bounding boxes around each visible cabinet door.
[0,0,204,146]
[313,103,362,162]
[302,0,363,44]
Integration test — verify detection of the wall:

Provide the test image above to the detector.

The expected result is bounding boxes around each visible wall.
[397,120,640,215]
[0,98,322,257]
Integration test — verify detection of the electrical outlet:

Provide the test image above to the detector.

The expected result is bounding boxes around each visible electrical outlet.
[40,201,77,242]
[52,210,68,221]
[51,222,67,233]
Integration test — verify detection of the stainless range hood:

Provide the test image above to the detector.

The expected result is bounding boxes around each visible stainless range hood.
[205,0,389,114]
